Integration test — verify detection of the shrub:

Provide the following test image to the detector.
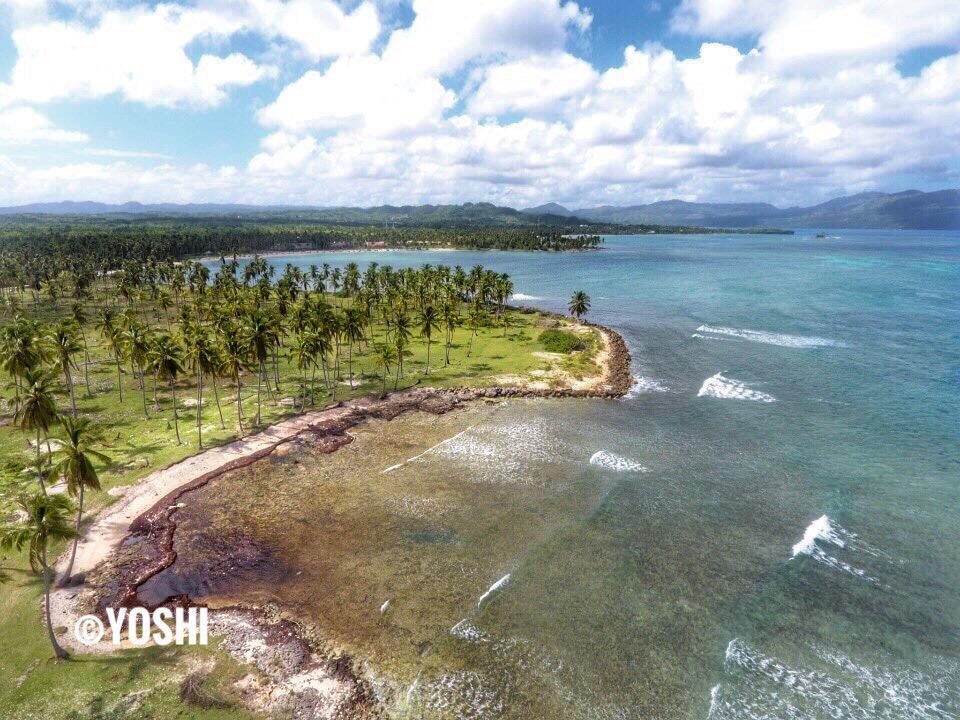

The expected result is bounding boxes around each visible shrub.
[540,329,585,353]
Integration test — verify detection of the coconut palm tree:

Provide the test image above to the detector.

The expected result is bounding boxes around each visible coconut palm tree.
[51,415,109,583]
[568,290,591,321]
[244,309,277,426]
[70,303,93,397]
[47,320,83,418]
[149,332,185,445]
[1,492,77,658]
[183,326,222,447]
[374,343,397,397]
[219,324,248,433]
[17,367,58,495]
[125,322,153,418]
[441,298,459,366]
[95,309,126,402]
[418,305,440,375]
[342,307,365,388]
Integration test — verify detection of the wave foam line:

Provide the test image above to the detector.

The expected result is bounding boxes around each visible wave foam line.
[696,325,844,348]
[511,293,542,301]
[698,373,776,403]
[406,427,475,464]
[381,463,404,474]
[590,450,649,473]
[477,573,511,608]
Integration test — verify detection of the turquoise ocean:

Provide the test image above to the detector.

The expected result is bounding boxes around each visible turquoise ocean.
[218,230,960,719]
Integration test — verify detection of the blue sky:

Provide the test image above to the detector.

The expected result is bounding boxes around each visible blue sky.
[0,0,958,207]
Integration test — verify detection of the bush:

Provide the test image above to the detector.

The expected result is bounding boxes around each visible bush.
[540,329,585,353]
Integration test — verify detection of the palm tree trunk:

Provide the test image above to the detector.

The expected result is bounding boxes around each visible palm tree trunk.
[171,381,181,444]
[255,363,262,425]
[140,368,149,418]
[115,354,123,401]
[426,337,431,375]
[81,331,92,397]
[65,483,84,582]
[196,368,203,449]
[36,427,46,495]
[234,369,243,432]
[212,376,226,429]
[42,548,69,659]
[64,365,77,417]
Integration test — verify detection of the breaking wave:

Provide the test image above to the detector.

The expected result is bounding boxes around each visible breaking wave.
[696,325,844,348]
[589,450,648,473]
[623,374,670,398]
[791,515,877,583]
[708,638,960,720]
[511,293,542,301]
[698,373,776,403]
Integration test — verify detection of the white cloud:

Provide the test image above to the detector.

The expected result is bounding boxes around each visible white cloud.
[382,0,591,75]
[0,106,88,143]
[673,0,960,65]
[5,5,274,107]
[257,54,456,136]
[244,0,380,60]
[468,52,597,116]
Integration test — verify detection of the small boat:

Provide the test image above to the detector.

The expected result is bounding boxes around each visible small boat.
[815,232,828,238]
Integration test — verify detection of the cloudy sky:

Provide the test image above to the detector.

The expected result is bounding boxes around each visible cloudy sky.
[0,0,958,207]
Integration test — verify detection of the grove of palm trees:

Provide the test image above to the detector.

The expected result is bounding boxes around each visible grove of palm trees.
[0,250,604,713]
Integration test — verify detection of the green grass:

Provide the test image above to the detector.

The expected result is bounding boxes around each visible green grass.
[0,293,602,718]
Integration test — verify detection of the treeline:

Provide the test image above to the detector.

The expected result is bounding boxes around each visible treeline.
[0,218,601,289]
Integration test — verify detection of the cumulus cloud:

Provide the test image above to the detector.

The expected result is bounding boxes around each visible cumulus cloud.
[2,0,960,207]
[468,52,598,116]
[0,107,88,143]
[5,4,274,107]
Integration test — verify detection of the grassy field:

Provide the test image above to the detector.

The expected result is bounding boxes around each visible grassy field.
[0,290,601,719]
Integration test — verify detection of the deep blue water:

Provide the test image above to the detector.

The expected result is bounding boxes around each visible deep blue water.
[213,230,960,719]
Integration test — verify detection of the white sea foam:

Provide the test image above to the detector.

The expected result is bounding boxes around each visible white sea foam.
[477,574,511,608]
[696,325,844,348]
[710,638,960,720]
[697,373,776,403]
[623,374,670,398]
[791,515,877,583]
[511,293,542,301]
[589,450,649,473]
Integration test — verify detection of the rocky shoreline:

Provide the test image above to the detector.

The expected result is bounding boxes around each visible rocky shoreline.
[75,324,632,719]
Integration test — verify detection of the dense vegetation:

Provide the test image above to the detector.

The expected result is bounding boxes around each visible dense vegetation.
[540,329,586,353]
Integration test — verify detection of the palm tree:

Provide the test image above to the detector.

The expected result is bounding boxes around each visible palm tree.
[47,320,83,418]
[51,415,109,583]
[568,290,591,321]
[96,309,126,402]
[374,343,397,397]
[17,368,58,495]
[219,324,247,433]
[244,309,277,425]
[342,307,365,388]
[70,302,93,397]
[441,298,459,366]
[418,305,440,375]
[125,322,153,418]
[1,492,77,658]
[149,332,185,445]
[183,327,221,447]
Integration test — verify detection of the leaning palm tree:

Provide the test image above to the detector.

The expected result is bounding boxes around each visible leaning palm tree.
[568,290,591,321]
[47,320,83,418]
[17,367,58,495]
[418,305,440,375]
[51,415,109,583]
[149,332,185,445]
[1,492,77,658]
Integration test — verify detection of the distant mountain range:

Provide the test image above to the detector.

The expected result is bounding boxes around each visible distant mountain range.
[1,189,957,229]
[523,190,960,230]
